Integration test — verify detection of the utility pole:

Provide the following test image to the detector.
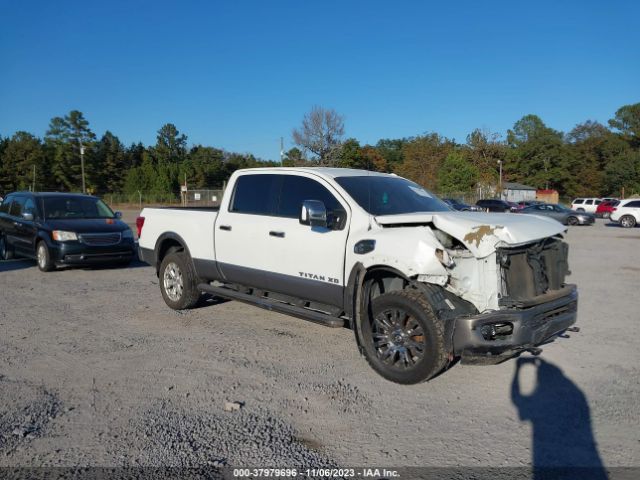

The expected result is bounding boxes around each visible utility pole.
[497,160,503,198]
[79,139,86,194]
[32,165,36,192]
[280,137,284,166]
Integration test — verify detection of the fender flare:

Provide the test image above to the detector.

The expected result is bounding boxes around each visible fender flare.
[153,232,195,274]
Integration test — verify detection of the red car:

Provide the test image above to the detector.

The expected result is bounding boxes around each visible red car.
[596,200,619,218]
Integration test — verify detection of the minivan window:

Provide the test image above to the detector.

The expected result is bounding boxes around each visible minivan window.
[23,197,37,218]
[278,175,343,218]
[42,196,115,219]
[230,174,280,215]
[9,196,26,217]
[0,195,13,214]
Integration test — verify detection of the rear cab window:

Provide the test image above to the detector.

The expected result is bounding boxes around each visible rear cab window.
[230,174,280,215]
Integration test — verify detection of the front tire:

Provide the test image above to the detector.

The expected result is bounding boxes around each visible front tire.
[620,215,637,228]
[567,216,578,226]
[159,251,200,310]
[360,289,447,384]
[0,235,14,260]
[36,241,55,272]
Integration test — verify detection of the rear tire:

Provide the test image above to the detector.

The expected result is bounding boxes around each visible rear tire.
[159,251,200,310]
[36,241,55,272]
[0,235,14,260]
[360,289,447,384]
[620,215,637,228]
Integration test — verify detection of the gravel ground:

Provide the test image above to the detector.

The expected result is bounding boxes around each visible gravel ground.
[0,216,638,472]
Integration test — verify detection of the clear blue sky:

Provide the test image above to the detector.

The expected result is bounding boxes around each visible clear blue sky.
[1,0,638,161]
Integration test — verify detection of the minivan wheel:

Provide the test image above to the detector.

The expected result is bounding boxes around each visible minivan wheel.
[361,289,447,384]
[36,241,55,272]
[620,215,637,228]
[0,235,14,260]
[159,251,200,310]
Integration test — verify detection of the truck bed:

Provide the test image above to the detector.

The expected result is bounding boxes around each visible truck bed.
[138,207,218,261]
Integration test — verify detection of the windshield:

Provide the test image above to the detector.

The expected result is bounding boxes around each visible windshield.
[555,204,572,212]
[335,175,450,215]
[42,196,115,220]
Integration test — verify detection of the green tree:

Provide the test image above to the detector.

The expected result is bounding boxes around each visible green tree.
[464,129,506,186]
[45,110,96,191]
[394,133,455,189]
[93,131,126,193]
[608,103,640,147]
[603,150,640,197]
[336,138,364,168]
[437,151,479,193]
[506,115,572,193]
[0,132,48,192]
[282,147,305,166]
[154,123,187,164]
[375,138,407,169]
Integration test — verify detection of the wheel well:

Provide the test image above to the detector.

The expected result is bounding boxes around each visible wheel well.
[362,267,410,305]
[157,239,184,267]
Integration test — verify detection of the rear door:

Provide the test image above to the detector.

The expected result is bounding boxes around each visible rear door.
[0,195,17,247]
[13,196,38,257]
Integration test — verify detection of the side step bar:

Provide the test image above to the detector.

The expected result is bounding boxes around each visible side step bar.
[197,283,344,328]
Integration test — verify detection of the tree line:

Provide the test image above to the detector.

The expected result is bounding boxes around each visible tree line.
[0,111,277,197]
[286,103,640,198]
[1,103,639,199]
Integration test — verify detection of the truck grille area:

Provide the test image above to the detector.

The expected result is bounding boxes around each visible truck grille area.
[79,232,122,246]
[498,238,570,307]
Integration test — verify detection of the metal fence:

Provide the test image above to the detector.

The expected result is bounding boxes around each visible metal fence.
[102,187,225,209]
[183,189,224,207]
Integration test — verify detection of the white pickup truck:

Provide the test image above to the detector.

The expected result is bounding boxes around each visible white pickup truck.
[138,168,578,384]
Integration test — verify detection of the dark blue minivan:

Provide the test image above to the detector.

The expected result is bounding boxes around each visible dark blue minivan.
[0,192,135,271]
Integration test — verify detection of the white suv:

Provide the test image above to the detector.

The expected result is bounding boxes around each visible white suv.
[610,199,640,228]
[571,198,602,213]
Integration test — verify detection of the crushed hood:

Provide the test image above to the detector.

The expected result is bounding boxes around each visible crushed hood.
[375,211,566,258]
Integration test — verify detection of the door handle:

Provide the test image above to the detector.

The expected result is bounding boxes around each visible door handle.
[269,231,285,238]
[219,225,232,231]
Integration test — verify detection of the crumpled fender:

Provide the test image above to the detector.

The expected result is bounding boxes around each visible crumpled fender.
[354,226,449,284]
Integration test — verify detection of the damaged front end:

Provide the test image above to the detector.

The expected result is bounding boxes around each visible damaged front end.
[448,236,578,365]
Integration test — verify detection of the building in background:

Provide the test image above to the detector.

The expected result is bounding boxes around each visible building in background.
[501,182,537,202]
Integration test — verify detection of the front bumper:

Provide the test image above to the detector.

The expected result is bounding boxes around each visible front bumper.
[50,240,136,265]
[577,215,595,225]
[452,285,578,364]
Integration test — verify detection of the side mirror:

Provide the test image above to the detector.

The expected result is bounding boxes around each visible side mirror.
[22,212,34,221]
[299,200,327,228]
[114,211,123,219]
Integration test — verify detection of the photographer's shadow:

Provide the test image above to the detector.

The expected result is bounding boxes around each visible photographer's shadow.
[511,357,608,480]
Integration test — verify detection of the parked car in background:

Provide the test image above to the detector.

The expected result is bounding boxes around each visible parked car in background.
[475,199,513,212]
[443,198,481,211]
[610,199,640,228]
[571,198,602,213]
[517,203,595,226]
[0,192,136,271]
[596,200,619,219]
[516,200,546,210]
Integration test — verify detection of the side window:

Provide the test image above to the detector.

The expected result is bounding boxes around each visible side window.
[9,196,26,217]
[585,199,593,205]
[278,175,343,218]
[573,199,583,204]
[626,200,640,208]
[23,198,37,217]
[0,196,13,214]
[595,200,602,205]
[230,174,280,215]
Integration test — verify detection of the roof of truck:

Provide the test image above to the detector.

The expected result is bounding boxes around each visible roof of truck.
[236,167,393,179]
